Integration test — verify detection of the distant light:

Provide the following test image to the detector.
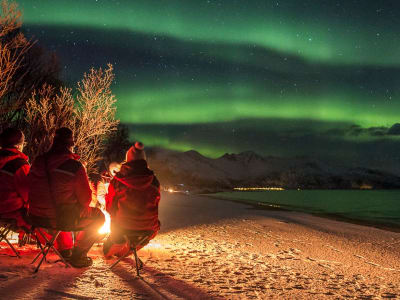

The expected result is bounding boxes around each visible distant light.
[234,187,284,191]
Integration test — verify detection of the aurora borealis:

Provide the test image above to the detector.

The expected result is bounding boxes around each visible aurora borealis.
[17,0,400,173]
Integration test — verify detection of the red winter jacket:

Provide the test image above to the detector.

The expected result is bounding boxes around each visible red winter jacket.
[106,159,160,232]
[0,148,30,214]
[28,149,92,219]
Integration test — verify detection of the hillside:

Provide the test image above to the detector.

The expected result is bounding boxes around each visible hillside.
[147,148,400,191]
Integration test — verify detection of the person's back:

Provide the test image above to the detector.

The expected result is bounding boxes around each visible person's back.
[108,160,160,231]
[0,148,29,214]
[29,147,91,221]
[28,127,104,268]
[106,143,160,232]
[0,128,30,230]
[104,142,160,257]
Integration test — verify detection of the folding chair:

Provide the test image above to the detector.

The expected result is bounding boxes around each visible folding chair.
[0,219,20,258]
[110,230,154,276]
[31,227,70,273]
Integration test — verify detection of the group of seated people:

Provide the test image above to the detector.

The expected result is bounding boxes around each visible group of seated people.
[0,127,161,268]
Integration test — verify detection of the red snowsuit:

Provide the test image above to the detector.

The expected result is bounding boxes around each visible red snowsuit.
[28,149,104,251]
[0,148,30,229]
[103,159,160,257]
[106,159,160,232]
[28,151,92,219]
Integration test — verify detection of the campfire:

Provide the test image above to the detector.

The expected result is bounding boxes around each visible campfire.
[97,183,111,235]
[98,208,111,235]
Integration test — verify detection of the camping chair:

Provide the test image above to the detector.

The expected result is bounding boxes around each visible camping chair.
[0,218,21,258]
[110,230,155,276]
[30,226,70,273]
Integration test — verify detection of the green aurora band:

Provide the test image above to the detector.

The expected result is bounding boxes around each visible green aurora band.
[115,85,399,127]
[19,0,400,66]
[16,0,400,166]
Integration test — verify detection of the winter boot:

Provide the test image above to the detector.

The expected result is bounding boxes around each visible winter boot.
[69,248,93,268]
[59,249,72,260]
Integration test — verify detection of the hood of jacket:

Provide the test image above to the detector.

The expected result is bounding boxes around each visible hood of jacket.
[0,148,29,169]
[29,149,80,178]
[114,159,154,190]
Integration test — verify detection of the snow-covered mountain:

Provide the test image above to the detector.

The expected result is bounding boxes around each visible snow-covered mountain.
[146,148,400,191]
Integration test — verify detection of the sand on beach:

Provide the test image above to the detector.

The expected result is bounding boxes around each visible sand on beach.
[0,192,399,299]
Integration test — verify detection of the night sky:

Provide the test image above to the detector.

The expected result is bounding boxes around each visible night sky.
[17,0,400,173]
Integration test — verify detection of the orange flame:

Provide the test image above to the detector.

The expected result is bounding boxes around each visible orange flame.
[97,183,111,235]
[98,208,111,235]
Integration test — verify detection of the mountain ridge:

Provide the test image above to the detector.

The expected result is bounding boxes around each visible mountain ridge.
[146,148,400,192]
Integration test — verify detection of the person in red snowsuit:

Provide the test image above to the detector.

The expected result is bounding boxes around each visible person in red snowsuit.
[103,142,160,257]
[0,128,30,232]
[28,128,104,267]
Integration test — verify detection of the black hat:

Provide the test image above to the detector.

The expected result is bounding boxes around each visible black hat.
[53,127,74,148]
[0,128,24,148]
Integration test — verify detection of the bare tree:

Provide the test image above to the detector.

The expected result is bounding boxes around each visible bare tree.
[0,0,62,130]
[25,84,74,158]
[1,1,118,175]
[0,0,31,127]
[73,64,118,175]
[25,65,118,176]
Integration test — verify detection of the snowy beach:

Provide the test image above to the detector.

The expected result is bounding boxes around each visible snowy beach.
[1,192,399,299]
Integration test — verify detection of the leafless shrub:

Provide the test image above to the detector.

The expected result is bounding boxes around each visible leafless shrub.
[1,1,117,175]
[73,64,118,175]
[0,0,31,126]
[0,0,61,130]
[25,84,74,158]
[25,65,118,176]
[0,0,22,36]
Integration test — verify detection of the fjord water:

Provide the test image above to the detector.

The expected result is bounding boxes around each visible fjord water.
[215,190,400,228]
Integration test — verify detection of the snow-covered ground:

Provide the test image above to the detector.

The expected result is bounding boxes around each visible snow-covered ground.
[0,192,399,299]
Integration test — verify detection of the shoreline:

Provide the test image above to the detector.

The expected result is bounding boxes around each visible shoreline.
[204,193,400,234]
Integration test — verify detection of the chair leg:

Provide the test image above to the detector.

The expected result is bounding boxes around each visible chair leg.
[40,231,70,268]
[34,232,60,273]
[4,234,20,258]
[31,229,49,264]
[0,225,20,258]
[110,235,148,277]
[133,248,141,276]
[110,249,132,269]
[32,229,70,273]
[0,226,7,242]
[0,226,10,243]
[32,228,58,263]
[35,235,45,252]
[31,248,43,264]
[51,244,70,267]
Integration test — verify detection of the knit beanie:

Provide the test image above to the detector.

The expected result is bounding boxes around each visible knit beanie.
[0,128,24,148]
[126,142,146,162]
